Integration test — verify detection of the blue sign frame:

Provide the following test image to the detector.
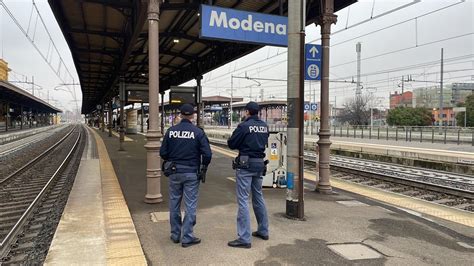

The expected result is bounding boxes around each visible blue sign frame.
[200,4,288,47]
[305,44,322,80]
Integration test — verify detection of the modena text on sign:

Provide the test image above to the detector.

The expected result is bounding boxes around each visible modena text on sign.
[200,4,288,47]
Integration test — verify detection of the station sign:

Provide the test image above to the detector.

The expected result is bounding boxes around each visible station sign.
[210,105,223,111]
[200,4,288,47]
[453,107,466,112]
[305,44,321,80]
[304,103,318,111]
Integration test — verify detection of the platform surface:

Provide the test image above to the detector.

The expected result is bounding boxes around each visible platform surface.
[44,127,146,265]
[97,130,473,265]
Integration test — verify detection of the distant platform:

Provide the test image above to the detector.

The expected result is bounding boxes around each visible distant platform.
[205,129,474,175]
[0,125,60,145]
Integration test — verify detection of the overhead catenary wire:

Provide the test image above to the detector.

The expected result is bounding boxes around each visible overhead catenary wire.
[202,0,430,86]
[206,0,466,97]
[207,54,473,96]
[0,0,76,89]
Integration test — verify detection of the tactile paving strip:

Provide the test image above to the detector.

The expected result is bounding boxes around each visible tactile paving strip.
[92,129,147,265]
[305,172,474,228]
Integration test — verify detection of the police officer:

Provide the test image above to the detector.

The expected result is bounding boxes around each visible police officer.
[160,103,212,248]
[227,101,269,249]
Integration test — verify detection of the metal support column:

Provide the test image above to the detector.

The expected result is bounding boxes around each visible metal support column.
[161,92,165,134]
[108,100,113,137]
[4,103,8,132]
[119,81,126,151]
[316,0,337,194]
[144,0,163,204]
[229,75,234,129]
[439,48,444,134]
[101,103,105,132]
[285,0,305,219]
[141,102,144,133]
[20,106,23,130]
[196,75,203,128]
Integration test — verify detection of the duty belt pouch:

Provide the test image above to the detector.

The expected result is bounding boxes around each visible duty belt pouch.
[162,161,176,177]
[237,155,250,169]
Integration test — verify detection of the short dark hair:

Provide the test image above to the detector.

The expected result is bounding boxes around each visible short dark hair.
[248,109,258,115]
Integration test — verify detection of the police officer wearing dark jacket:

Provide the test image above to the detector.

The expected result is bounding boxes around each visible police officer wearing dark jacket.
[160,103,212,248]
[227,102,269,249]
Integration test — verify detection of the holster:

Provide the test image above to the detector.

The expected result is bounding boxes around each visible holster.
[162,161,177,177]
[262,160,269,176]
[232,155,250,169]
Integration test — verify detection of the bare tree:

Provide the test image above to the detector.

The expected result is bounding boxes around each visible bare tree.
[339,94,373,125]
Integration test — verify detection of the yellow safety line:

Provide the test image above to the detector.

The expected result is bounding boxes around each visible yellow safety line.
[90,129,147,265]
[211,144,474,228]
[304,172,474,228]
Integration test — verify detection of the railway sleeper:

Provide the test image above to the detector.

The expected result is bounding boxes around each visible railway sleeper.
[1,253,28,264]
[0,203,30,212]
[0,199,36,207]
[0,209,26,218]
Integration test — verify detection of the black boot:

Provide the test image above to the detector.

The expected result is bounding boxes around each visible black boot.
[182,237,201,248]
[228,239,251,249]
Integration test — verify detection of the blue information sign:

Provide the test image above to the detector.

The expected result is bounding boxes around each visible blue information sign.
[305,44,322,80]
[200,4,288,47]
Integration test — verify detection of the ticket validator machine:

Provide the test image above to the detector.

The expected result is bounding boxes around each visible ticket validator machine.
[263,131,287,188]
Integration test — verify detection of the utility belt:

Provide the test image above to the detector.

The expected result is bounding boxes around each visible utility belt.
[232,155,265,170]
[162,161,198,177]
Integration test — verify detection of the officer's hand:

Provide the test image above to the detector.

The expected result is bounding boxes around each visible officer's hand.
[199,165,208,183]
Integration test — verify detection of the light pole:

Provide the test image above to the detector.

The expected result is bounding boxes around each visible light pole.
[228,74,263,128]
[230,75,234,128]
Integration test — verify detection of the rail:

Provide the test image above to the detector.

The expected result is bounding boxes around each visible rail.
[203,125,474,145]
[0,127,82,258]
[0,127,74,185]
[208,137,473,200]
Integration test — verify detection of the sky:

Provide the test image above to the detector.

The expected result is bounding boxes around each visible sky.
[0,0,473,113]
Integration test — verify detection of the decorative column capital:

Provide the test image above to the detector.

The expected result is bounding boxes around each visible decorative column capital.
[147,0,160,21]
[317,13,338,34]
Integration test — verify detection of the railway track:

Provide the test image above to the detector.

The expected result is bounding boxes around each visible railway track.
[0,125,85,263]
[0,126,72,181]
[208,138,473,212]
[0,125,65,158]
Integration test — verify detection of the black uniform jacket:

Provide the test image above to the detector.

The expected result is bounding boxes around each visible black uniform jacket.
[227,115,269,158]
[160,119,212,168]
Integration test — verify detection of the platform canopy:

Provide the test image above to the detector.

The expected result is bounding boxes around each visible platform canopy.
[49,0,356,114]
[0,81,62,113]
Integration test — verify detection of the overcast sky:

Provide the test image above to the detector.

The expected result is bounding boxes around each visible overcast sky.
[1,0,473,112]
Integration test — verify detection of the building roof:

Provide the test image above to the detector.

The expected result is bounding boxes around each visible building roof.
[48,0,356,114]
[231,99,287,108]
[202,96,243,105]
[0,81,62,113]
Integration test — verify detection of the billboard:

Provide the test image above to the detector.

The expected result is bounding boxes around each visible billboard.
[200,4,288,47]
